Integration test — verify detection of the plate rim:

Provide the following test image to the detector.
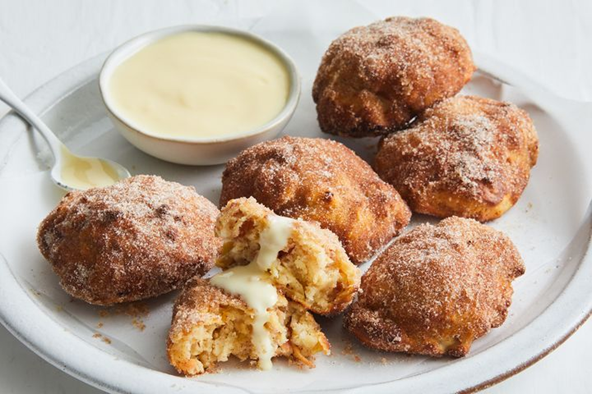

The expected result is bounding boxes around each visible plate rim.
[0,51,591,394]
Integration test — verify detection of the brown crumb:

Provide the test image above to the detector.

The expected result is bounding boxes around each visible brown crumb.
[381,357,387,365]
[97,302,149,331]
[114,302,149,318]
[287,358,308,370]
[92,332,112,345]
[96,322,104,328]
[132,318,146,332]
[340,340,362,362]
[341,342,354,356]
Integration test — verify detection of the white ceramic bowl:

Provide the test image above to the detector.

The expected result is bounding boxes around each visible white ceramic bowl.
[99,25,300,165]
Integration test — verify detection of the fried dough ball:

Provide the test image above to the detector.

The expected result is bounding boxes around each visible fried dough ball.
[344,217,525,357]
[312,17,475,137]
[167,278,330,376]
[375,96,539,222]
[216,197,360,315]
[220,137,411,264]
[37,175,220,305]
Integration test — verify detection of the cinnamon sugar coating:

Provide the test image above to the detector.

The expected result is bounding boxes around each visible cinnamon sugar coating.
[220,136,411,264]
[375,95,539,222]
[344,217,525,357]
[37,175,220,305]
[313,17,475,137]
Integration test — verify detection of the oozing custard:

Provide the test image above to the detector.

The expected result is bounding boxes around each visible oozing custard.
[210,215,294,370]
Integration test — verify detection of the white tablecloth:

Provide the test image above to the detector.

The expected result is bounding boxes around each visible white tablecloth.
[1,1,591,393]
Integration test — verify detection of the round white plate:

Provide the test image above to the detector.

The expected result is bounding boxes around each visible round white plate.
[1,46,592,393]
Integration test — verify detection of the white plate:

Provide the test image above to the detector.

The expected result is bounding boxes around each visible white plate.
[1,45,592,393]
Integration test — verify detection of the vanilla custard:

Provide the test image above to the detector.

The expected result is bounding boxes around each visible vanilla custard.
[108,31,290,139]
[210,215,294,370]
[60,148,120,190]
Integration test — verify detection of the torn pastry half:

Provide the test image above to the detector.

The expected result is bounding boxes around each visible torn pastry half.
[216,197,361,316]
[167,197,360,375]
[167,277,330,376]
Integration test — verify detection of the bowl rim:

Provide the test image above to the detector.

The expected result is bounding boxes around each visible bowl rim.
[98,24,301,145]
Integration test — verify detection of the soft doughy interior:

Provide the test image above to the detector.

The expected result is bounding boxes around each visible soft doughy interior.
[216,197,360,315]
[168,284,329,376]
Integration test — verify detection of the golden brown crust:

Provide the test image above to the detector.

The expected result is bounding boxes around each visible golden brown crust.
[216,197,360,315]
[37,175,220,305]
[167,277,330,375]
[344,217,525,357]
[375,95,539,222]
[220,136,411,264]
[313,16,475,137]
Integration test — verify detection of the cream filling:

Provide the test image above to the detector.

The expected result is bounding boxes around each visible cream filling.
[255,215,294,271]
[210,264,278,370]
[210,214,294,370]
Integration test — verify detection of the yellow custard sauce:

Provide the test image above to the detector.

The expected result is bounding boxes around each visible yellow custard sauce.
[209,215,294,370]
[108,32,290,140]
[60,148,120,190]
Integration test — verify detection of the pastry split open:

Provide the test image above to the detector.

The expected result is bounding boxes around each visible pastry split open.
[216,197,360,316]
[168,197,360,375]
[167,277,329,375]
